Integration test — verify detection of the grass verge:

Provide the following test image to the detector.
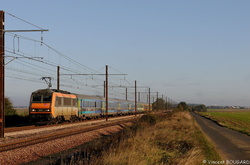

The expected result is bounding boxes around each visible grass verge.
[96,112,221,165]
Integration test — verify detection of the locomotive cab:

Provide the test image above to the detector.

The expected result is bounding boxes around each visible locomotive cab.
[29,89,53,121]
[29,89,78,122]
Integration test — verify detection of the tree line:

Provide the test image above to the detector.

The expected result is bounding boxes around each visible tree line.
[152,98,207,112]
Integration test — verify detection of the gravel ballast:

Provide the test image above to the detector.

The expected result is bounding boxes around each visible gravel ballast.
[0,116,135,165]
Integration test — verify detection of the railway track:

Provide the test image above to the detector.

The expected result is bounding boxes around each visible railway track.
[4,114,139,133]
[0,117,136,153]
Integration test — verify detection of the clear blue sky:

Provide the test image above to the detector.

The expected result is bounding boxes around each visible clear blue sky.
[2,0,250,106]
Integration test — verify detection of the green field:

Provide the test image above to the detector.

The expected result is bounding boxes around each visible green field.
[15,108,29,116]
[199,109,250,135]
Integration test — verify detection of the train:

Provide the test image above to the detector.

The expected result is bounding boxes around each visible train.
[29,88,151,123]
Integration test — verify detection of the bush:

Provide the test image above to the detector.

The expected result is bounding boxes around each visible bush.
[193,104,207,112]
[4,97,17,116]
[175,102,190,111]
[139,113,158,125]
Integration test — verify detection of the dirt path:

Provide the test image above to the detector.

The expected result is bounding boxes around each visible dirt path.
[191,112,250,160]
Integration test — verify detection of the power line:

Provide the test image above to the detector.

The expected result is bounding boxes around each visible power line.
[5,11,45,30]
[3,12,175,104]
[4,33,103,75]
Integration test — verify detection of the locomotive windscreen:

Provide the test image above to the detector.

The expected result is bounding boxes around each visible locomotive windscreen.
[31,94,52,103]
[32,95,42,102]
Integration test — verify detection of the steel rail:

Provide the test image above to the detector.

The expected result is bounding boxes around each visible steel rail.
[5,114,140,133]
[0,118,135,153]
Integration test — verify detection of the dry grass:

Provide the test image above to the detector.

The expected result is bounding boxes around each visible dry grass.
[93,112,220,165]
[53,112,221,165]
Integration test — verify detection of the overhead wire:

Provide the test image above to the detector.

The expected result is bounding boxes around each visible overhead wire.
[5,32,104,76]
[5,11,45,30]
[2,13,129,100]
[3,12,175,103]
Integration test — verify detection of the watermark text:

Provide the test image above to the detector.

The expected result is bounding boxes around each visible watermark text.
[203,160,250,165]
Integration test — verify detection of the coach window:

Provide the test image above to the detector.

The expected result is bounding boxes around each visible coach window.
[73,99,77,107]
[88,101,95,108]
[56,97,62,106]
[83,100,88,107]
[96,101,101,108]
[64,98,72,106]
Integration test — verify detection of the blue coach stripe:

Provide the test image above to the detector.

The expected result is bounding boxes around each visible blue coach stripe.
[79,109,139,115]
[79,111,101,114]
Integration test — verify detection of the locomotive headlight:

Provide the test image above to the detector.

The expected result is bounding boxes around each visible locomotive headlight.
[32,109,36,112]
[45,109,50,112]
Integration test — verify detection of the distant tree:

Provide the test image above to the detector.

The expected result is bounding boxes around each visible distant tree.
[175,102,189,111]
[192,104,207,112]
[152,98,165,110]
[4,97,17,116]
